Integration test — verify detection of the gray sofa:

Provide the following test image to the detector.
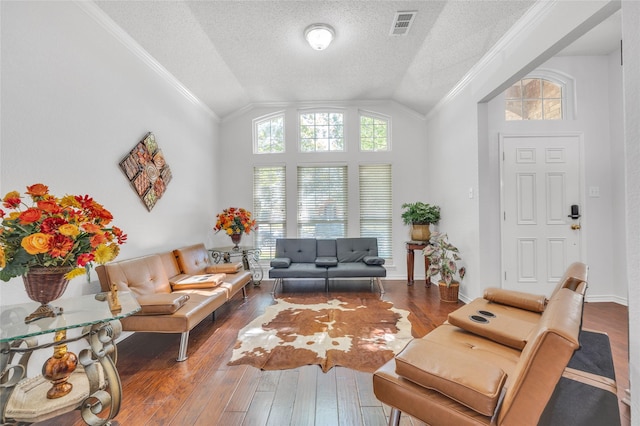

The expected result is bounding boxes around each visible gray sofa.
[269,238,386,295]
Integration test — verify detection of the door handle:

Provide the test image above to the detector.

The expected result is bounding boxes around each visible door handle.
[571,224,581,230]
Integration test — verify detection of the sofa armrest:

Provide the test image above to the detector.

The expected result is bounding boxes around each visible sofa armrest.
[363,255,385,266]
[395,339,507,416]
[316,257,338,267]
[170,273,226,290]
[483,288,547,313]
[135,293,190,315]
[270,257,291,268]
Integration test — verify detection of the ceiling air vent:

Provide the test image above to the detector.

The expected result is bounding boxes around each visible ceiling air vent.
[390,11,417,36]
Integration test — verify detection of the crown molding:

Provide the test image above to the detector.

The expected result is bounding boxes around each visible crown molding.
[222,99,425,122]
[74,1,219,122]
[425,0,556,121]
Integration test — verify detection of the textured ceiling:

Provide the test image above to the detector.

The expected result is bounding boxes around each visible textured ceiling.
[94,1,620,119]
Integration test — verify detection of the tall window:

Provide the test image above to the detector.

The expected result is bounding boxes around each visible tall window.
[299,111,344,152]
[297,166,347,238]
[505,78,563,121]
[253,166,286,259]
[359,164,392,258]
[360,113,390,151]
[254,113,285,153]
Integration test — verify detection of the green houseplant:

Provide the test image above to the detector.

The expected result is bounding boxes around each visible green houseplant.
[401,202,441,241]
[424,232,466,302]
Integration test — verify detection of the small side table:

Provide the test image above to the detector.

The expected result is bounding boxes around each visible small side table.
[406,241,431,287]
[209,246,263,285]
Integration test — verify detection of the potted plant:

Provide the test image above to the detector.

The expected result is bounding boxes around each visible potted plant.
[401,202,441,241]
[424,232,466,302]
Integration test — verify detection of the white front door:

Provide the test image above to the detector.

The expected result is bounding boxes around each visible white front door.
[500,133,583,295]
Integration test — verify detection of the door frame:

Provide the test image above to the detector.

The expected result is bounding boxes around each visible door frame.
[499,131,587,289]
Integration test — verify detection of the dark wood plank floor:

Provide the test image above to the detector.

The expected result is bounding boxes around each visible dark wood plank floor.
[37,280,630,426]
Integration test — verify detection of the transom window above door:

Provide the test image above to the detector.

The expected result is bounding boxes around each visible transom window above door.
[505,78,563,121]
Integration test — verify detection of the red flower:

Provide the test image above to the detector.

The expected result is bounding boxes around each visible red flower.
[19,208,42,225]
[77,253,95,267]
[112,226,128,244]
[41,217,67,234]
[48,234,74,258]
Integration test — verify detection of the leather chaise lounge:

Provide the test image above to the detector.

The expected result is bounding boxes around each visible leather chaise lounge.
[373,262,588,426]
[96,243,251,361]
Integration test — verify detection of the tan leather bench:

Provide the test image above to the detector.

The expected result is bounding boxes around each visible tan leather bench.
[96,243,251,361]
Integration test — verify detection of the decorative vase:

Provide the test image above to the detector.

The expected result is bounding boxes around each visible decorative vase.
[230,233,242,250]
[438,281,460,303]
[22,266,72,323]
[410,224,431,242]
[42,328,78,399]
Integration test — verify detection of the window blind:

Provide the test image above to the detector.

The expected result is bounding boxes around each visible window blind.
[359,164,392,259]
[297,166,347,238]
[253,166,286,259]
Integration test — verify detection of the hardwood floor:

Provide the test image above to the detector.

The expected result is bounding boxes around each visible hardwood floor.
[37,280,630,426]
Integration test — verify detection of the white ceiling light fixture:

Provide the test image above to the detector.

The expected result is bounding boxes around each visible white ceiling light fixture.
[305,24,335,50]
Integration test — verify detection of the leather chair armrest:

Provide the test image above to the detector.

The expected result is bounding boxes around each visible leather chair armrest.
[483,288,547,312]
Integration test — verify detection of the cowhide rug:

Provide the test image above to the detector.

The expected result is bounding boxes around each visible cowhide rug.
[228,295,413,373]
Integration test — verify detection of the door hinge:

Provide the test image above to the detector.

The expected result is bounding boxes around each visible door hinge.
[504,271,507,281]
[503,211,506,220]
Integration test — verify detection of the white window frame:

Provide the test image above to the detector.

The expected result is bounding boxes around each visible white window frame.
[253,111,285,154]
[504,69,575,121]
[359,110,391,152]
[297,109,346,153]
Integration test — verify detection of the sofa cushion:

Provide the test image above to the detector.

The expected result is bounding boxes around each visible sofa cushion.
[269,263,327,279]
[275,238,317,263]
[169,273,226,290]
[174,243,211,274]
[336,238,378,262]
[483,287,547,313]
[327,263,386,278]
[315,257,338,267]
[206,262,242,273]
[316,239,337,257]
[363,255,385,266]
[135,293,190,315]
[395,339,507,416]
[270,257,292,268]
[102,254,173,296]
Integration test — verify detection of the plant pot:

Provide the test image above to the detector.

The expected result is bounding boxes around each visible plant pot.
[410,224,431,242]
[438,281,459,303]
[22,266,73,323]
[230,233,242,250]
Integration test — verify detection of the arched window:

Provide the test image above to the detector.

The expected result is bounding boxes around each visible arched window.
[505,76,567,121]
[253,112,285,154]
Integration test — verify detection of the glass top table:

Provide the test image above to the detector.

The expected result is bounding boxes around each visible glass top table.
[0,291,140,343]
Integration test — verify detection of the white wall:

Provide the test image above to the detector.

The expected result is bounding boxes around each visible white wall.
[484,54,624,303]
[218,101,428,278]
[0,1,220,305]
[425,0,621,302]
[622,0,640,419]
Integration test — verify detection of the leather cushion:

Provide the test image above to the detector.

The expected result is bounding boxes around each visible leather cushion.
[363,255,385,266]
[395,339,507,416]
[170,273,226,290]
[135,293,190,315]
[270,258,292,268]
[206,262,242,273]
[483,287,547,312]
[315,257,338,267]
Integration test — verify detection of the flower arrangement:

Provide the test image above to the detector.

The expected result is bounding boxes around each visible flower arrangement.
[0,183,127,281]
[214,207,257,235]
[424,232,466,287]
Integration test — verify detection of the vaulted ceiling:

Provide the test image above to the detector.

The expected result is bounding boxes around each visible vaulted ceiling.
[94,1,621,119]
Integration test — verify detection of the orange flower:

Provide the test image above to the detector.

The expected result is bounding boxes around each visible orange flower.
[49,234,74,257]
[21,233,52,255]
[19,208,42,225]
[26,183,49,197]
[58,224,80,237]
[37,199,62,214]
[2,191,21,209]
